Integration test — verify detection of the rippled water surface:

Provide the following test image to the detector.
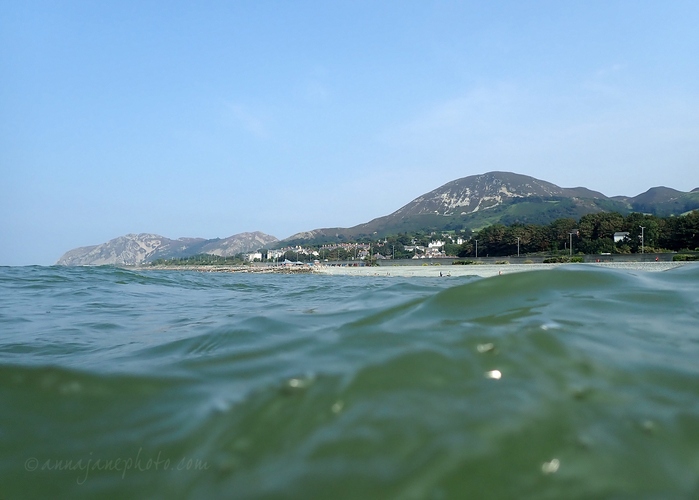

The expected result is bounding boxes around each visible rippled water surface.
[2,264,699,499]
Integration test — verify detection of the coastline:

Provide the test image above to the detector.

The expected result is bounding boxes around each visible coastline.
[136,261,690,277]
[313,261,688,278]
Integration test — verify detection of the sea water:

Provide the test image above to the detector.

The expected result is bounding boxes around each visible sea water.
[1,264,699,499]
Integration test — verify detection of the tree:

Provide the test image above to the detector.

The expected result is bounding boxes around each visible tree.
[475,224,507,256]
[623,213,660,252]
[443,243,461,256]
[547,218,579,252]
[662,211,699,251]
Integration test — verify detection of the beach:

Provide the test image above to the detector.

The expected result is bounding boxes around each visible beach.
[313,261,688,278]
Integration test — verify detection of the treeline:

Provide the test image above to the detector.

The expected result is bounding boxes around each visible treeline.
[352,211,699,259]
[458,211,699,257]
[150,254,245,266]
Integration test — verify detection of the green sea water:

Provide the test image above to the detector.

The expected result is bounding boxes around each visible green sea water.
[1,264,699,499]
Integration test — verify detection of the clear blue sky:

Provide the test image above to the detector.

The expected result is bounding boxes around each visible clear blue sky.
[2,1,698,265]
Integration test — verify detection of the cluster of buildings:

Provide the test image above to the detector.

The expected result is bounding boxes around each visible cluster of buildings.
[244,236,464,262]
[401,236,464,259]
[245,244,370,262]
[404,241,448,259]
[318,243,371,260]
[244,246,319,262]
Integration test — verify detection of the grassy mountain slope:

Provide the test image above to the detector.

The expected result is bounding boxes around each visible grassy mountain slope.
[281,172,634,246]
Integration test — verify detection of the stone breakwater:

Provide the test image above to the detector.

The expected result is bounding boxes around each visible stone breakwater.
[138,265,314,274]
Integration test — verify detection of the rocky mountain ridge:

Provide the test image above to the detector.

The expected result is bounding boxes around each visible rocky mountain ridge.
[392,172,607,217]
[56,232,278,266]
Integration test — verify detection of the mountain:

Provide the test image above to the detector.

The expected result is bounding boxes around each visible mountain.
[388,172,607,217]
[613,187,699,216]
[281,171,699,245]
[198,233,280,257]
[56,232,278,266]
[57,171,699,264]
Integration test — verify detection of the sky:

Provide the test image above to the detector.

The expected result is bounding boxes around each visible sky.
[2,1,698,265]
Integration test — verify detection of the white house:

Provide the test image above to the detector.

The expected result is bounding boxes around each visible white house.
[613,232,629,243]
[404,245,425,252]
[245,252,263,262]
[267,249,285,260]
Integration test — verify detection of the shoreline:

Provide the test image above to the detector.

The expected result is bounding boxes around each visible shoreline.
[313,261,688,278]
[136,261,690,277]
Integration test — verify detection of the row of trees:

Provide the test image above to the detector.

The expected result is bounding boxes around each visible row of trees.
[459,211,699,257]
[314,211,699,259]
[150,254,244,266]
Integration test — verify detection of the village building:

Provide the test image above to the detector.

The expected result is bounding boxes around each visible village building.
[245,252,263,262]
[614,232,630,243]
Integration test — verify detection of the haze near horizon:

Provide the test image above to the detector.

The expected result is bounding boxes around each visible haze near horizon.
[2,1,698,265]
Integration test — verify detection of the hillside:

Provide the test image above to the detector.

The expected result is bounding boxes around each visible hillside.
[281,172,638,246]
[56,232,278,266]
[612,187,699,216]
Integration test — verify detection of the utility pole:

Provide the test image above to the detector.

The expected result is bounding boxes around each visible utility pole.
[517,237,520,257]
[640,226,645,254]
[569,233,573,256]
[475,240,478,259]
[569,230,579,257]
